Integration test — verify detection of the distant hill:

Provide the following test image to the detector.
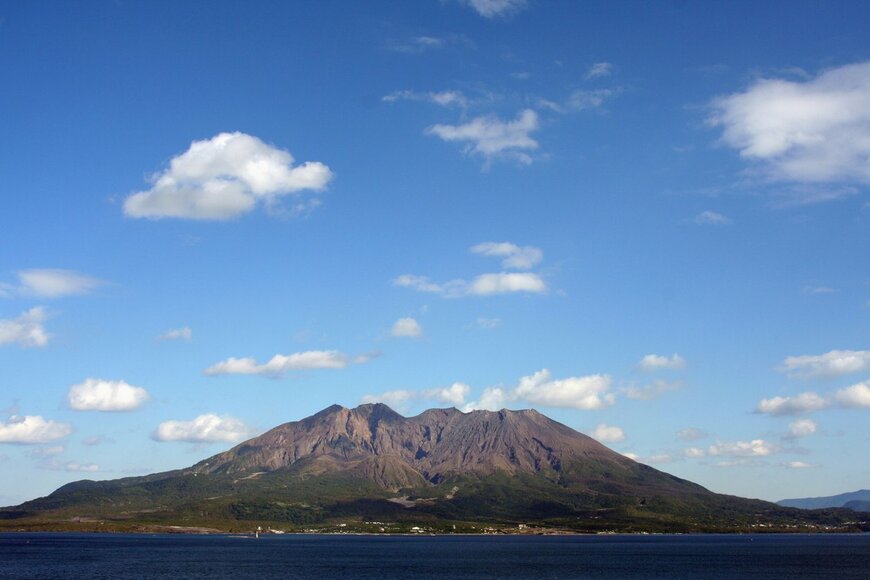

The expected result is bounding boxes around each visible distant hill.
[2,404,866,534]
[778,490,870,510]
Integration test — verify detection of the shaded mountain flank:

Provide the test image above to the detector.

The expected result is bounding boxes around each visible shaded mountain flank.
[2,404,867,533]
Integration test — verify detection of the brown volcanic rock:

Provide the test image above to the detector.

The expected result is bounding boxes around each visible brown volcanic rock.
[195,403,640,489]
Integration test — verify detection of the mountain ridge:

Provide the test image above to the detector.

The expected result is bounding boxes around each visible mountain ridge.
[2,403,866,534]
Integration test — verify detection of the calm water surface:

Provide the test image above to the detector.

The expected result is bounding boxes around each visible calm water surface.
[0,533,867,579]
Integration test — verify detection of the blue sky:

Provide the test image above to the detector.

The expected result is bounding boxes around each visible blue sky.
[1,0,869,505]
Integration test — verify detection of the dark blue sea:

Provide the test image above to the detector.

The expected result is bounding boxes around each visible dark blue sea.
[0,533,867,578]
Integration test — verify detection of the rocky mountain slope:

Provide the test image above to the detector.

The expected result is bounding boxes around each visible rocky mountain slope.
[2,404,865,533]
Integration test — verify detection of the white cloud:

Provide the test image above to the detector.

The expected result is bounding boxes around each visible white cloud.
[67,378,151,412]
[471,241,543,270]
[29,445,65,457]
[694,210,733,225]
[123,132,333,220]
[3,269,105,298]
[786,461,815,469]
[426,109,540,165]
[708,439,778,457]
[591,423,625,443]
[463,386,510,412]
[158,327,192,341]
[430,382,472,406]
[625,379,682,400]
[787,418,817,438]
[756,392,828,416]
[622,452,640,461]
[153,414,253,443]
[834,381,870,408]
[567,88,619,111]
[0,307,50,347]
[383,89,469,108]
[362,382,472,411]
[683,447,706,458]
[64,462,99,473]
[514,369,614,410]
[677,427,708,441]
[586,62,613,79]
[468,272,547,295]
[781,349,870,379]
[0,415,73,444]
[710,62,870,184]
[391,317,423,338]
[637,353,686,372]
[394,272,546,298]
[361,390,416,409]
[473,317,502,329]
[460,0,527,18]
[204,350,358,377]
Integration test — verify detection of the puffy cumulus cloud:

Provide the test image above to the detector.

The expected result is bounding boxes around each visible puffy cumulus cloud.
[591,423,625,443]
[624,379,682,401]
[463,370,614,412]
[787,418,817,438]
[426,109,540,166]
[586,62,613,79]
[683,447,706,458]
[362,383,472,411]
[834,382,870,408]
[463,386,510,412]
[0,269,105,298]
[708,439,778,457]
[0,415,73,444]
[395,242,547,298]
[514,369,614,410]
[756,392,827,416]
[153,414,253,443]
[781,349,870,379]
[460,0,527,18]
[123,132,333,220]
[391,317,423,338]
[0,307,50,347]
[637,353,686,372]
[382,89,469,108]
[471,242,543,270]
[677,427,708,441]
[430,383,471,407]
[204,350,361,378]
[710,62,870,185]
[361,390,416,410]
[468,273,547,295]
[694,210,733,225]
[158,327,192,341]
[67,378,150,412]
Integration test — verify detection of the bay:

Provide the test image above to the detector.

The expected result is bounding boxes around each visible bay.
[0,533,867,579]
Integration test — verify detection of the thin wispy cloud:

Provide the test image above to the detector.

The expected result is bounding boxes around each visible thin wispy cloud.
[694,210,733,225]
[426,109,540,166]
[391,317,423,338]
[1,269,104,299]
[459,0,528,19]
[586,62,613,79]
[383,89,469,108]
[637,353,686,372]
[158,327,192,341]
[204,349,368,377]
[780,349,870,379]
